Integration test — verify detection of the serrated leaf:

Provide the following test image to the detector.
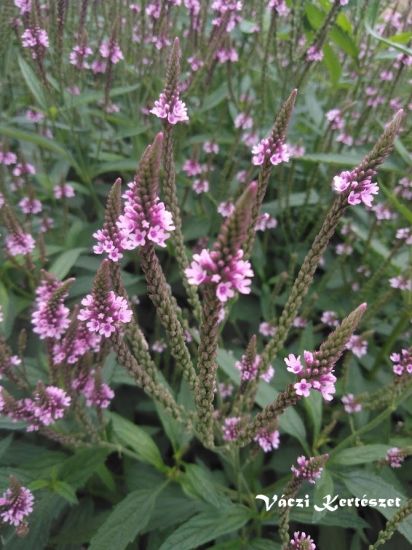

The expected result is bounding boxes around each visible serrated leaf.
[58,448,109,489]
[107,411,165,471]
[181,464,231,509]
[89,488,161,550]
[342,470,412,543]
[331,444,391,466]
[53,480,78,504]
[159,506,251,550]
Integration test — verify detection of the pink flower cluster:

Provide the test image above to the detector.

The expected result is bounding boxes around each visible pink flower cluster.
[99,40,123,64]
[252,137,290,167]
[291,455,326,484]
[306,46,323,62]
[332,170,379,207]
[14,0,32,14]
[235,353,274,383]
[288,531,316,550]
[0,150,17,165]
[386,447,406,468]
[268,0,290,17]
[185,248,253,303]
[53,322,101,365]
[342,394,362,413]
[0,484,34,528]
[0,384,71,431]
[4,232,35,257]
[72,370,114,408]
[254,429,280,452]
[390,348,412,376]
[31,277,71,340]
[54,183,75,199]
[78,290,132,338]
[222,416,241,441]
[69,44,93,69]
[212,0,242,32]
[117,181,175,249]
[19,197,42,215]
[21,27,49,58]
[345,334,368,358]
[151,92,189,125]
[255,213,277,231]
[285,351,337,401]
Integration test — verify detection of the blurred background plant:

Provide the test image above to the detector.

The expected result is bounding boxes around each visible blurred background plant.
[0,0,411,548]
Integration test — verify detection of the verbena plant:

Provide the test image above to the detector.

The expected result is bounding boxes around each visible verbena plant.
[0,1,411,549]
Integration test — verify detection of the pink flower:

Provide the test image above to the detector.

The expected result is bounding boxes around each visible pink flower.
[389,275,412,291]
[152,340,167,353]
[212,0,242,32]
[390,348,412,376]
[25,110,44,123]
[268,0,290,17]
[259,322,276,337]
[73,370,114,408]
[203,141,219,154]
[18,197,42,215]
[185,248,253,303]
[192,179,209,194]
[54,183,75,199]
[117,180,175,249]
[69,44,93,69]
[5,232,35,257]
[78,290,132,337]
[291,455,326,484]
[99,40,124,64]
[342,393,362,413]
[235,112,253,130]
[285,353,303,374]
[306,46,323,62]
[31,276,71,340]
[235,354,260,381]
[294,379,312,397]
[0,151,17,165]
[321,310,339,328]
[326,109,344,130]
[14,0,32,14]
[151,92,189,125]
[183,159,203,177]
[255,213,277,231]
[0,483,34,528]
[386,447,405,468]
[219,382,234,398]
[53,322,101,365]
[289,531,317,550]
[21,27,49,58]
[31,385,71,426]
[333,170,379,208]
[222,416,241,441]
[254,429,280,452]
[261,364,275,383]
[216,48,238,63]
[217,201,235,217]
[252,139,290,166]
[345,334,368,358]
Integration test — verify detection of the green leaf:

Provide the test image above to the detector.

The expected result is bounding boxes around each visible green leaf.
[52,480,78,504]
[58,448,109,489]
[322,44,341,85]
[312,470,334,521]
[89,488,161,550]
[381,183,412,225]
[49,247,86,279]
[365,21,412,55]
[18,56,47,110]
[342,470,412,543]
[0,126,80,172]
[107,411,165,471]
[199,83,229,113]
[331,444,391,466]
[91,159,138,177]
[64,83,141,110]
[300,152,402,173]
[0,435,12,460]
[329,26,358,59]
[159,506,251,550]
[181,464,232,509]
